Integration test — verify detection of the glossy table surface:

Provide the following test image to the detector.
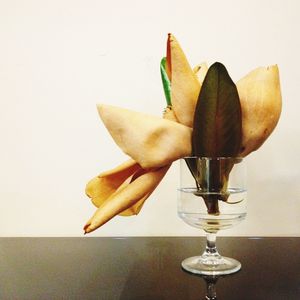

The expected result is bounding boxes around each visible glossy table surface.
[0,237,299,299]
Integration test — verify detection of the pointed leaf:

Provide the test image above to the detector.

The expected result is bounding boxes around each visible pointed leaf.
[192,62,242,157]
[160,57,171,106]
[191,62,242,215]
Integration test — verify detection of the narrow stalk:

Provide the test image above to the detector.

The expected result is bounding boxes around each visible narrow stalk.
[206,233,218,255]
[201,233,222,265]
[203,196,220,215]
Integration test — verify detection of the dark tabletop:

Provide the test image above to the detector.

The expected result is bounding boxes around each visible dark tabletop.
[0,237,299,299]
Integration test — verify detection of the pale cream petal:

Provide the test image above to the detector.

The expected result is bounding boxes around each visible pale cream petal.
[97,104,192,169]
[84,164,171,233]
[85,159,140,214]
[237,65,282,156]
[114,167,152,216]
[169,34,200,127]
[193,62,208,85]
[99,159,139,177]
[85,163,151,217]
[163,106,178,122]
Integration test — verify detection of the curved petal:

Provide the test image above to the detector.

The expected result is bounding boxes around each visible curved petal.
[98,159,139,177]
[114,167,154,216]
[193,62,208,85]
[85,159,141,215]
[84,164,171,234]
[98,104,192,169]
[237,65,282,156]
[163,106,178,122]
[169,34,200,127]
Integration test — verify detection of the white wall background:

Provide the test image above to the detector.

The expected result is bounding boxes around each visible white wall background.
[0,0,299,236]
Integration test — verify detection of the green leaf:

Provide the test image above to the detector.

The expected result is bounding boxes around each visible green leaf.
[190,62,242,215]
[160,57,171,106]
[192,62,242,157]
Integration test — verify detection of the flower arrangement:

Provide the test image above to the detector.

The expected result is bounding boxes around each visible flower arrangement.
[84,34,281,234]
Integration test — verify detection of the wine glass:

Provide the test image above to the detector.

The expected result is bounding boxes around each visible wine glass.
[178,157,247,275]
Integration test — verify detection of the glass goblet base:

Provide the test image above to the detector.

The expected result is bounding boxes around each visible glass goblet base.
[181,255,241,276]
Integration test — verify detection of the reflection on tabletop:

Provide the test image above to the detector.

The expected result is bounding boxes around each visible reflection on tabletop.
[182,266,235,300]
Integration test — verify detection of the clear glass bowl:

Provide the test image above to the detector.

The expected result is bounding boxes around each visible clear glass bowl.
[178,157,247,275]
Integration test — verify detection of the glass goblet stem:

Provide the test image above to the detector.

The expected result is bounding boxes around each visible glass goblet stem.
[202,233,222,263]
